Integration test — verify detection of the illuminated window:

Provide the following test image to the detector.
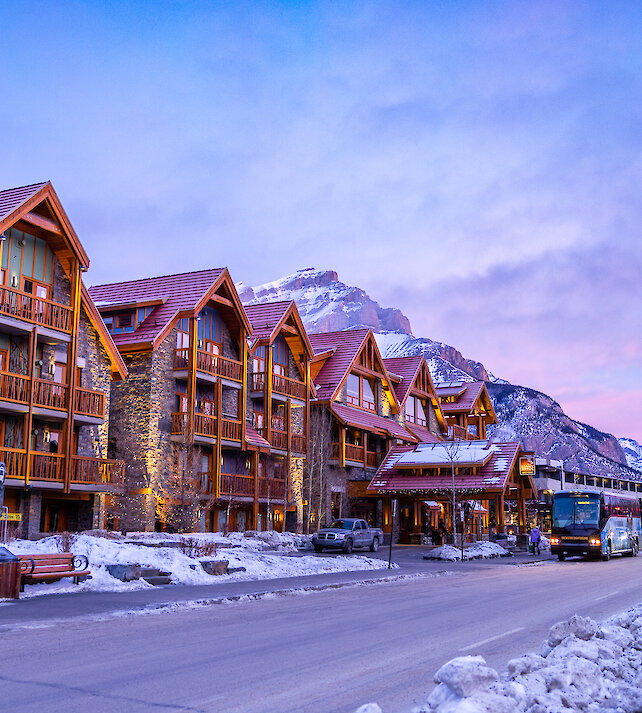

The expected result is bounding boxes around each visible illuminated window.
[405,396,427,426]
[346,373,376,411]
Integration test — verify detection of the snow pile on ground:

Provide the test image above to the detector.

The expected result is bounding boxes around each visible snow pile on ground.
[7,530,388,597]
[408,610,642,713]
[425,542,509,561]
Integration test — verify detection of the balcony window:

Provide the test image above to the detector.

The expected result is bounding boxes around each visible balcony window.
[346,373,376,411]
[405,396,427,426]
[2,228,53,289]
[272,335,289,377]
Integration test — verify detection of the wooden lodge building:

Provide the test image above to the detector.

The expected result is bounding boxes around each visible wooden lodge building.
[306,330,447,529]
[434,380,496,441]
[0,182,127,537]
[88,273,313,533]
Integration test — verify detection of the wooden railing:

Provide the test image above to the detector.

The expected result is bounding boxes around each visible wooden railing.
[74,387,106,418]
[195,412,217,437]
[71,456,124,485]
[0,285,72,333]
[448,424,476,441]
[272,373,306,400]
[221,473,254,497]
[30,453,65,481]
[367,451,384,468]
[291,434,307,454]
[271,430,289,451]
[345,444,365,462]
[0,448,26,477]
[0,371,30,404]
[34,379,67,410]
[174,349,243,382]
[259,478,285,499]
[251,373,265,391]
[171,412,187,435]
[171,412,241,442]
[221,419,242,441]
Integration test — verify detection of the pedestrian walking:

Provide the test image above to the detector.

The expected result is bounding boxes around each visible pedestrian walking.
[530,526,541,555]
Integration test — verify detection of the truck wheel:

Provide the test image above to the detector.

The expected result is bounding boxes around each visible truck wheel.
[314,545,323,553]
[602,543,612,561]
[634,541,639,557]
[557,553,565,561]
[370,537,379,552]
[343,539,353,555]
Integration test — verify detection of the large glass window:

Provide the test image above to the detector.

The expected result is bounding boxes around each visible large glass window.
[405,396,427,426]
[346,373,376,411]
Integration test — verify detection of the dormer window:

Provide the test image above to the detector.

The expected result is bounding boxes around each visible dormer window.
[346,373,376,411]
[405,395,427,426]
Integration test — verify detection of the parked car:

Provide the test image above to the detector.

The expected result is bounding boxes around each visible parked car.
[312,519,384,554]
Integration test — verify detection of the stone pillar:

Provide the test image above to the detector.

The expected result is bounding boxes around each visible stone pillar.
[25,490,43,540]
[93,493,106,530]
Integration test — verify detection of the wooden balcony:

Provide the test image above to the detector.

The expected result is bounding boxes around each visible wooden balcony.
[34,379,67,410]
[0,448,122,487]
[251,372,306,401]
[220,473,254,498]
[259,478,285,500]
[272,373,306,401]
[0,371,30,404]
[0,372,105,418]
[329,443,383,467]
[74,387,106,418]
[291,434,307,455]
[271,430,289,451]
[0,284,72,333]
[71,456,124,486]
[447,424,476,441]
[174,348,243,383]
[171,412,242,442]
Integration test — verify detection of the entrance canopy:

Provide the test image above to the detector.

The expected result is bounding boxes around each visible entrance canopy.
[368,440,536,500]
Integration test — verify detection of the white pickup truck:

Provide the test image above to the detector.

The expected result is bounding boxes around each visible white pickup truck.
[312,518,384,554]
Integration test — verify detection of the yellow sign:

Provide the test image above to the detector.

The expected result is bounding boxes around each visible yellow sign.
[519,456,535,476]
[0,513,22,521]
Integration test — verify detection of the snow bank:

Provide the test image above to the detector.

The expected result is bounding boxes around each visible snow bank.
[425,542,509,561]
[6,530,390,598]
[373,610,642,713]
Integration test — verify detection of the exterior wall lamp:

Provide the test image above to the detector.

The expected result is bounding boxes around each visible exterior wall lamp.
[10,275,18,288]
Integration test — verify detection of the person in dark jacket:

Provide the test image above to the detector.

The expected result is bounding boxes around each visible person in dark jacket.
[530,526,542,555]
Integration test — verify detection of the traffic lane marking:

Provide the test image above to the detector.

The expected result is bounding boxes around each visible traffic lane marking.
[459,627,525,653]
[595,591,620,601]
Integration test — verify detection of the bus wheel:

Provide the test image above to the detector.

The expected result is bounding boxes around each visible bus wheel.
[602,543,612,561]
[557,553,565,561]
[633,541,639,557]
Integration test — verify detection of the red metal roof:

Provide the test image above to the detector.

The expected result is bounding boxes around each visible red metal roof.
[383,356,423,406]
[330,403,415,442]
[0,182,48,224]
[88,268,226,348]
[245,424,272,453]
[368,441,521,494]
[405,423,442,444]
[244,302,291,342]
[308,329,371,401]
[436,381,485,413]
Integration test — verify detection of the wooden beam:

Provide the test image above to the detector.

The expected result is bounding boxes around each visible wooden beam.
[265,342,273,446]
[253,450,259,529]
[64,262,82,493]
[215,378,222,499]
[210,294,234,308]
[186,316,198,445]
[240,330,247,447]
[22,211,64,236]
[23,327,38,486]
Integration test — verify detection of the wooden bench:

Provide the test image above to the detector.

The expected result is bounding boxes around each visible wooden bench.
[18,553,90,591]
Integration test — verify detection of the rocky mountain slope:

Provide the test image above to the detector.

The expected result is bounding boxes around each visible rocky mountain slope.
[239,268,639,481]
[619,438,642,473]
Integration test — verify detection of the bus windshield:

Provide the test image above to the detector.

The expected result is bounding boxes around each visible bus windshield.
[552,497,600,529]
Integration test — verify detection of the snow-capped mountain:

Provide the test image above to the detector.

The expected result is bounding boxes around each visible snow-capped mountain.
[238,268,639,481]
[619,438,642,473]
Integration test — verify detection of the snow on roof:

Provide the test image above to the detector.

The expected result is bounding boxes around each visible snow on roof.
[395,440,497,467]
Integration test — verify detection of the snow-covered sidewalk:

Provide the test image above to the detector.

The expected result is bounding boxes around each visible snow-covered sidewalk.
[6,530,393,598]
[355,606,642,713]
[424,541,510,561]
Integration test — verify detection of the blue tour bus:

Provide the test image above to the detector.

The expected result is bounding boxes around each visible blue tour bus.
[550,490,641,561]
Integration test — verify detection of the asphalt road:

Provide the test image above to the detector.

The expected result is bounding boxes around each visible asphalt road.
[2,553,642,713]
